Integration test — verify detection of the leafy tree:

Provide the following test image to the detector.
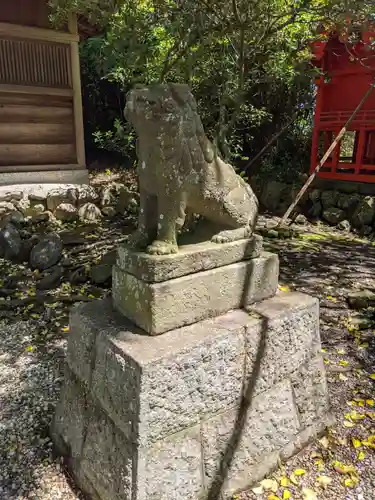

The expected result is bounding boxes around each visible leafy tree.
[50,0,375,178]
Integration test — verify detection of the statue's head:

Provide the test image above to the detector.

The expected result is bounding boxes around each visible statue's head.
[124,83,197,131]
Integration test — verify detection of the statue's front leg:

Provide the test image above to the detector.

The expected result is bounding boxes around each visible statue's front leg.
[147,195,184,255]
[128,188,157,249]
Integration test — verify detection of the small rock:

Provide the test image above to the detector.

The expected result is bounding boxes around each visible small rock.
[100,186,115,207]
[338,219,351,232]
[0,201,16,215]
[46,187,77,212]
[347,289,375,309]
[36,266,63,290]
[321,190,339,209]
[29,234,63,270]
[31,204,45,216]
[337,193,360,212]
[102,206,116,217]
[76,185,99,206]
[29,192,47,202]
[14,197,32,216]
[294,214,307,225]
[55,203,78,222]
[350,313,374,330]
[0,223,21,260]
[322,207,345,225]
[31,211,56,224]
[0,190,23,202]
[17,236,38,263]
[1,211,24,228]
[78,203,102,223]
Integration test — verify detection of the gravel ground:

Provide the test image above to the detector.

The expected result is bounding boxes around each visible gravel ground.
[0,215,374,500]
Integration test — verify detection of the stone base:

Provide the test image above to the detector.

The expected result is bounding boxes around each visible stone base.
[113,236,279,334]
[51,292,331,500]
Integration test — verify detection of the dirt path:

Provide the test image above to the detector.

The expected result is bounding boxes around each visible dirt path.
[0,216,374,499]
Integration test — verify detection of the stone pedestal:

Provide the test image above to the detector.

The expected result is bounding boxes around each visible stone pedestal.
[52,239,331,500]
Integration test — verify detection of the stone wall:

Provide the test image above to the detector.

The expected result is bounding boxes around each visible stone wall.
[259,180,375,234]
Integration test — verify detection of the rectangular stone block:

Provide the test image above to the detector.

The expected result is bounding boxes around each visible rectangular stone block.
[52,292,330,500]
[113,251,279,334]
[244,292,321,394]
[201,380,300,497]
[117,235,263,282]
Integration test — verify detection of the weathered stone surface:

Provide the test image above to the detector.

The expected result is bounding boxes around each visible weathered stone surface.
[53,292,329,500]
[78,202,102,223]
[117,235,263,282]
[0,223,21,259]
[80,406,134,500]
[290,356,329,428]
[113,251,279,334]
[338,219,351,232]
[322,207,345,225]
[244,292,320,394]
[321,190,339,209]
[201,381,300,496]
[76,185,99,206]
[347,289,375,309]
[125,83,258,255]
[55,203,78,222]
[352,195,375,228]
[261,181,285,211]
[46,187,77,212]
[307,201,322,219]
[140,427,203,500]
[29,234,63,270]
[337,192,360,212]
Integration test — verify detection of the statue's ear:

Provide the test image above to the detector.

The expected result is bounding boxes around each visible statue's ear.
[168,83,195,107]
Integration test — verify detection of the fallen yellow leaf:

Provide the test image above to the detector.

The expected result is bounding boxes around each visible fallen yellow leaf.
[317,475,332,489]
[370,374,375,380]
[302,488,318,500]
[61,326,69,333]
[289,473,299,485]
[321,348,327,353]
[25,346,34,352]
[280,477,290,487]
[352,438,362,449]
[261,479,278,492]
[283,490,291,500]
[327,295,338,302]
[339,360,349,366]
[357,450,366,461]
[333,461,357,475]
[343,421,355,428]
[267,496,281,500]
[339,373,348,381]
[337,348,346,354]
[294,469,306,476]
[366,399,374,406]
[252,485,264,495]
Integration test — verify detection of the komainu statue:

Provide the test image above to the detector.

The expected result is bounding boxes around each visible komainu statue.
[124,83,259,255]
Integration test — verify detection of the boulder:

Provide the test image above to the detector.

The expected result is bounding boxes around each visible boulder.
[347,289,375,309]
[14,197,33,216]
[55,203,78,222]
[78,203,102,223]
[0,223,21,260]
[29,234,63,271]
[31,204,46,217]
[351,196,375,228]
[260,181,285,212]
[31,211,56,224]
[102,206,116,217]
[46,187,77,212]
[36,265,63,290]
[321,190,339,209]
[294,214,308,225]
[307,201,322,219]
[2,211,25,228]
[322,207,345,225]
[338,219,351,232]
[0,190,23,202]
[337,193,360,212]
[308,189,321,203]
[76,185,99,207]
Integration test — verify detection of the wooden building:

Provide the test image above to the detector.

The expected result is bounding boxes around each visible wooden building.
[310,28,375,184]
[0,0,87,185]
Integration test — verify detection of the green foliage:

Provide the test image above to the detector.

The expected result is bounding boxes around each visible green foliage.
[50,0,375,176]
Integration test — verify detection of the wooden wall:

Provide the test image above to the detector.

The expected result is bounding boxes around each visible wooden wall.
[0,0,52,29]
[0,92,77,167]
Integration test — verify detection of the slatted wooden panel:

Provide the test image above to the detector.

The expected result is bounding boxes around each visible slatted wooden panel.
[0,38,71,88]
[0,92,76,166]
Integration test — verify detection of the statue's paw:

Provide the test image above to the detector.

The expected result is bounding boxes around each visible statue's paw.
[211,227,252,244]
[147,240,178,255]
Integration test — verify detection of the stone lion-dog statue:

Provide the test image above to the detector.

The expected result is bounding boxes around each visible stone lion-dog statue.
[124,83,259,255]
